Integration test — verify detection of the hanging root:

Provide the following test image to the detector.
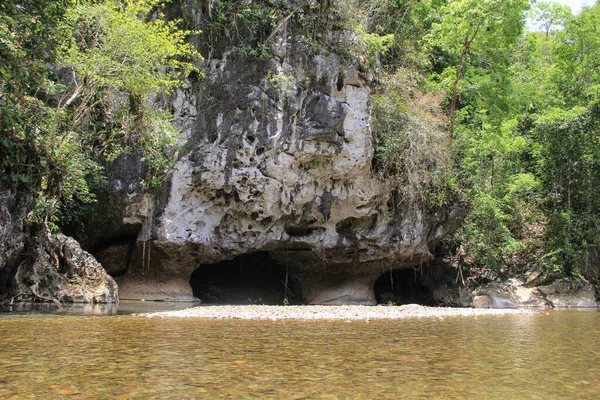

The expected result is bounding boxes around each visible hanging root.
[30,284,62,308]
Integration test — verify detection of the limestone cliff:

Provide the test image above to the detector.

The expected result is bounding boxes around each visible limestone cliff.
[102,6,463,305]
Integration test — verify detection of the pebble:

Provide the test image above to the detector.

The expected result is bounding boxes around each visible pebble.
[141,304,537,320]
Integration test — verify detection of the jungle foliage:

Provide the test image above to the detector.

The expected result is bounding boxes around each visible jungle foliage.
[359,0,600,284]
[2,0,599,284]
[1,0,199,228]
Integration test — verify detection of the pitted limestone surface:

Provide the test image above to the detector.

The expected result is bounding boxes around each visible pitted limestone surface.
[112,27,461,304]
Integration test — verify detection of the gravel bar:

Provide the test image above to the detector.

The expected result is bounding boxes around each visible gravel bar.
[141,304,537,320]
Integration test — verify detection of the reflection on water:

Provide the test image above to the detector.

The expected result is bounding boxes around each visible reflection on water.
[0,300,200,316]
[0,310,598,398]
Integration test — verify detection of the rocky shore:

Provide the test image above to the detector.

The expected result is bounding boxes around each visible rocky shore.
[142,304,536,320]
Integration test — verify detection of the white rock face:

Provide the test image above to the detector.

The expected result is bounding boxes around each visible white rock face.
[472,278,598,309]
[115,30,461,304]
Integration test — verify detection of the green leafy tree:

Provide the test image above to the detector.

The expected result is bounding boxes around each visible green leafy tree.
[1,0,200,225]
[531,1,571,41]
[58,0,200,190]
[1,0,75,189]
[533,106,600,275]
[427,0,529,143]
[553,3,600,105]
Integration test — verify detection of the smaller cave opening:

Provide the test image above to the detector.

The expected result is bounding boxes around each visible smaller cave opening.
[374,268,434,306]
[189,252,301,305]
[336,73,344,91]
[284,225,326,237]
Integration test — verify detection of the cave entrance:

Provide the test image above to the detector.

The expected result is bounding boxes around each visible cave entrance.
[374,268,433,305]
[189,252,300,305]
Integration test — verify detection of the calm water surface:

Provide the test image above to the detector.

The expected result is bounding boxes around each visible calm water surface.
[0,305,598,399]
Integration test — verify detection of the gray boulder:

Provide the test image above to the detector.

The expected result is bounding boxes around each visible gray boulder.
[9,225,118,304]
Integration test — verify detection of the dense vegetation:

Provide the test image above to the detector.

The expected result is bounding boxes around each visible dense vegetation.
[365,0,600,286]
[1,0,199,230]
[1,0,599,288]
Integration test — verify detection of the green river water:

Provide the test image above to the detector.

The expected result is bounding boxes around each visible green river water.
[0,304,599,399]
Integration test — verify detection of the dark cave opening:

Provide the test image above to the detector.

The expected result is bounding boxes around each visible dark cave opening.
[189,252,301,305]
[374,268,434,306]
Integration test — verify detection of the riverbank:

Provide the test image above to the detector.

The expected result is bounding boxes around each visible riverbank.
[142,304,537,320]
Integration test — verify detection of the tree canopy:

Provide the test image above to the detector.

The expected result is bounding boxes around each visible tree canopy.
[365,0,600,283]
[1,0,200,225]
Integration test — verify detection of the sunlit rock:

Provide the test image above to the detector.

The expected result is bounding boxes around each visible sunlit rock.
[100,14,462,304]
[473,278,598,309]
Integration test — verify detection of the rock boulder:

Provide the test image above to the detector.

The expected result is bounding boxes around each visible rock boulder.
[9,225,118,304]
